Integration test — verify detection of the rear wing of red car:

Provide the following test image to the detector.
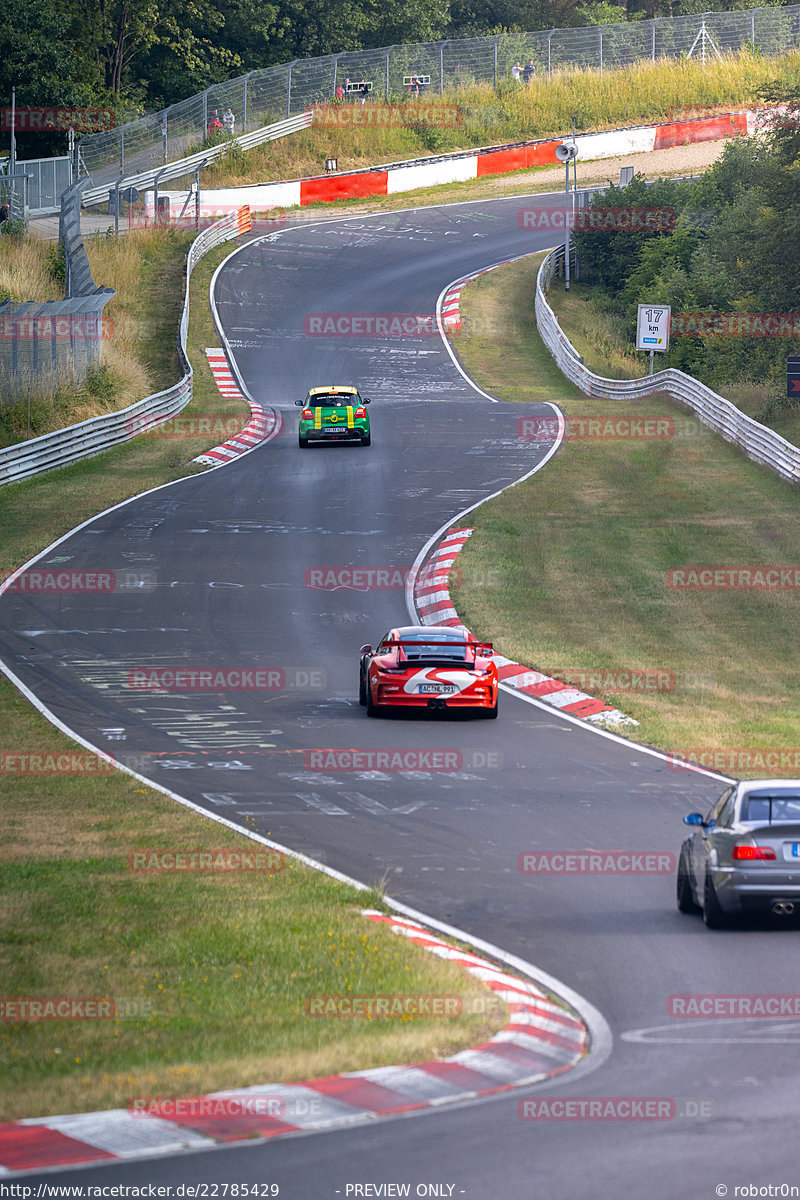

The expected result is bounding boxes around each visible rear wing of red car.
[385,638,494,658]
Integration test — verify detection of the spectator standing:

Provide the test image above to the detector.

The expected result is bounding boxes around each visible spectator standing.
[207,109,223,135]
[522,59,536,84]
[359,80,369,106]
[223,107,235,135]
[344,78,352,101]
[335,83,344,101]
[0,203,9,228]
[512,61,522,84]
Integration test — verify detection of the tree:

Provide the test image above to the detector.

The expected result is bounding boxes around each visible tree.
[0,0,103,157]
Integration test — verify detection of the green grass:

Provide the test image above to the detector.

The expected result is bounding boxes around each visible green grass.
[0,712,501,1119]
[449,254,800,770]
[0,231,519,1123]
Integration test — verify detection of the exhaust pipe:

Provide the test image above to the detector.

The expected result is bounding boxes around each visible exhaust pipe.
[426,699,447,711]
[772,900,795,916]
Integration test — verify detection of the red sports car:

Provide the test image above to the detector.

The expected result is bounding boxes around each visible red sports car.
[359,625,499,718]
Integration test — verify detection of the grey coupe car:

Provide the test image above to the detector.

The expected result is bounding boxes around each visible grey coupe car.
[677,780,800,928]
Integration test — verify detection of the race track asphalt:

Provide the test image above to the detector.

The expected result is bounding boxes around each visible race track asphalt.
[2,192,798,1199]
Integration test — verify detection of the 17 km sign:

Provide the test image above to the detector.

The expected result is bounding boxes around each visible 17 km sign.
[636,304,671,353]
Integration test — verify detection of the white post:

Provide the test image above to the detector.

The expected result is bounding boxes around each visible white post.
[564,161,570,292]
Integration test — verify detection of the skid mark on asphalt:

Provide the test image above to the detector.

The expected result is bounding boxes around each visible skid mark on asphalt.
[623,1020,800,1043]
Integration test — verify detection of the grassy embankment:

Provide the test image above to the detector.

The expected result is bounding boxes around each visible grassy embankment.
[0,234,507,1122]
[202,50,800,187]
[549,279,800,447]
[0,228,188,448]
[450,253,800,771]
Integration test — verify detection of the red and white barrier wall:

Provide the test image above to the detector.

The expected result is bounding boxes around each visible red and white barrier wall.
[144,108,758,218]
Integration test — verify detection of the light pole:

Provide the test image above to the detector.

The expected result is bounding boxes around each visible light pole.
[555,140,579,291]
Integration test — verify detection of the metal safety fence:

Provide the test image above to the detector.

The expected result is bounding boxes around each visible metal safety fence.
[536,245,800,484]
[75,3,800,192]
[0,155,72,217]
[81,110,312,209]
[0,181,115,399]
[0,207,251,485]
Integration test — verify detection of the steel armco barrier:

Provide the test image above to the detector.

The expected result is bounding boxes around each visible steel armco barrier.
[81,112,313,208]
[536,247,800,484]
[0,207,252,488]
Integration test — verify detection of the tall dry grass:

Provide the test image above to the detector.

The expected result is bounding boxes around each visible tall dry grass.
[0,227,188,446]
[203,49,800,186]
[0,237,61,303]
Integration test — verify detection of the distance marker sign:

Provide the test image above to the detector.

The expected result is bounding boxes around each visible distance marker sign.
[636,304,671,353]
[789,355,800,398]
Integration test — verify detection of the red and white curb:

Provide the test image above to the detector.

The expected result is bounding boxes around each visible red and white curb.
[441,284,464,333]
[147,106,774,216]
[193,349,280,467]
[415,527,637,727]
[441,260,517,334]
[0,912,587,1175]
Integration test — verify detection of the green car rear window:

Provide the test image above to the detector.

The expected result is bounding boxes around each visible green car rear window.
[308,393,360,407]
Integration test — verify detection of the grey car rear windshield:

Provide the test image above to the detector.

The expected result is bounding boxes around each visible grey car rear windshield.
[743,794,800,822]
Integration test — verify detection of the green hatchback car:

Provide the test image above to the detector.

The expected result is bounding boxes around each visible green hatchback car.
[295,386,371,448]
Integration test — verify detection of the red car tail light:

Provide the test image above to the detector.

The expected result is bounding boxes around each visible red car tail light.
[732,843,776,861]
[302,409,313,419]
[354,407,366,418]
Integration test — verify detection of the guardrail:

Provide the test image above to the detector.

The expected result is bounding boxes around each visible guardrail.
[81,112,313,207]
[0,206,252,488]
[535,247,800,484]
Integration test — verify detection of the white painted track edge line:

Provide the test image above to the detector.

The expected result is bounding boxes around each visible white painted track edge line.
[410,259,735,785]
